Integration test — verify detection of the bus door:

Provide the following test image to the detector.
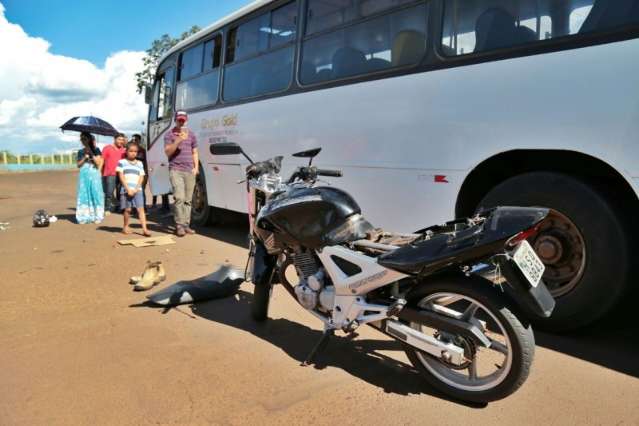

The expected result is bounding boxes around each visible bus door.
[147,65,176,196]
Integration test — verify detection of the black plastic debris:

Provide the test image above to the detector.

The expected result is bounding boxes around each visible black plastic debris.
[146,264,244,307]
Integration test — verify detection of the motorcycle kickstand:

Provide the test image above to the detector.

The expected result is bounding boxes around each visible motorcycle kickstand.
[301,329,334,366]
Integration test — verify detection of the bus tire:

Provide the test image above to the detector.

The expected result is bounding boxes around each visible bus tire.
[478,172,629,332]
[191,165,219,226]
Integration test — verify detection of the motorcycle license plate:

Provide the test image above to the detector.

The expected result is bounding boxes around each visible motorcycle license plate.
[513,240,545,288]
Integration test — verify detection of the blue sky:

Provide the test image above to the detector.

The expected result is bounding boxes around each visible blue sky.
[2,0,252,65]
[0,1,253,154]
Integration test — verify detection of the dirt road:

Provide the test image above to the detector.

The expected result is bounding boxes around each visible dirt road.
[0,171,637,425]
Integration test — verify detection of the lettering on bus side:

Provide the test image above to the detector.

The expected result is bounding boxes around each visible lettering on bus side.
[201,118,220,129]
[201,114,238,129]
[222,114,238,127]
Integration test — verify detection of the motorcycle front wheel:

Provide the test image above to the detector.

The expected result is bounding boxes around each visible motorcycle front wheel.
[403,276,535,403]
[251,283,272,321]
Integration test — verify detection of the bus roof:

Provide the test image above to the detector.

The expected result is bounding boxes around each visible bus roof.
[159,0,274,66]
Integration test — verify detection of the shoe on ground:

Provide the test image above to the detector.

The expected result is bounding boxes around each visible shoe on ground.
[176,226,186,237]
[134,261,165,291]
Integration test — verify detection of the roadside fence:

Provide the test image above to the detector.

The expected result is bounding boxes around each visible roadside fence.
[0,151,79,172]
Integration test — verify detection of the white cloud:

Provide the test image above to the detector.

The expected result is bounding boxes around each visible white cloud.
[0,2,147,153]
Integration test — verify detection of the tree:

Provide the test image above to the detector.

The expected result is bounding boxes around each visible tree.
[135,26,202,94]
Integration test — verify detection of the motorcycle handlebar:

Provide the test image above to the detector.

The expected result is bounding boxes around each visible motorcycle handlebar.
[287,166,343,183]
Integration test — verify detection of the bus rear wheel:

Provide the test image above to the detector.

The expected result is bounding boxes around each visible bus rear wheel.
[478,172,630,332]
[191,167,218,226]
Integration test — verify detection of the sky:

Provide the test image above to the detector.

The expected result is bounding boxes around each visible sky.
[0,0,252,154]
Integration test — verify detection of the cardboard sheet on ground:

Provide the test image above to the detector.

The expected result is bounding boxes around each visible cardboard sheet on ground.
[118,235,175,248]
[147,264,244,306]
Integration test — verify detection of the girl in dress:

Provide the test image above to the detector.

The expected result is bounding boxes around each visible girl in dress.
[76,132,105,224]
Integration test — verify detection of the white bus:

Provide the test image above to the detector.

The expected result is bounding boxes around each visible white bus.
[145,0,639,331]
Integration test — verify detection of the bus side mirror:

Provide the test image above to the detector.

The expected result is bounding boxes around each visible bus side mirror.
[210,142,242,156]
[144,85,153,104]
[211,142,254,164]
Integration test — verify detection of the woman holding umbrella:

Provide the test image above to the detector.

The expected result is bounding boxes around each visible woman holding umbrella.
[61,116,119,224]
[75,132,105,224]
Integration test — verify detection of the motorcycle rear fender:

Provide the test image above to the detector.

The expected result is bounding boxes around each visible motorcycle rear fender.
[493,256,556,318]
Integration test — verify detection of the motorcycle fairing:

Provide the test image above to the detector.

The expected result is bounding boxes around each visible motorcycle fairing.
[257,186,365,248]
[377,207,550,276]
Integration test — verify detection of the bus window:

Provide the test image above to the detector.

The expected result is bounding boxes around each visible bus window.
[204,35,223,69]
[227,13,270,63]
[577,0,639,34]
[176,35,222,110]
[300,2,428,85]
[149,79,159,122]
[223,2,297,101]
[305,0,417,35]
[571,6,594,33]
[270,1,297,48]
[180,43,204,80]
[155,67,175,121]
[442,0,639,56]
[223,46,294,101]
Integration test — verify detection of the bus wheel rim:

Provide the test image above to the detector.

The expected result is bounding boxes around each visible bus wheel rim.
[531,210,586,299]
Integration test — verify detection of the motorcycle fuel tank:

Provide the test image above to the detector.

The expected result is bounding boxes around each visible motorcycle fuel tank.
[256,186,372,248]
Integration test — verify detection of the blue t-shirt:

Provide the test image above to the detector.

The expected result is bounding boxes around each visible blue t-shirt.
[115,159,145,192]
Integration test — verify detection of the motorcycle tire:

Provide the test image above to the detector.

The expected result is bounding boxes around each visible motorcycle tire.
[403,275,535,403]
[251,283,272,322]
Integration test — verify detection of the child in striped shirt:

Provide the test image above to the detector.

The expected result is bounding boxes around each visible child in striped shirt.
[116,141,151,236]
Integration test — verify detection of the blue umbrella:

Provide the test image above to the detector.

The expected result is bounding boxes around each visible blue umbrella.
[60,116,119,137]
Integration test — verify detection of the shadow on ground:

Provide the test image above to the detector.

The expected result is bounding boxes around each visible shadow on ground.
[534,303,639,378]
[132,290,483,407]
[133,210,639,380]
[195,209,250,249]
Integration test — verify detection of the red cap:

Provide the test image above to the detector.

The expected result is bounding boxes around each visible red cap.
[175,111,188,121]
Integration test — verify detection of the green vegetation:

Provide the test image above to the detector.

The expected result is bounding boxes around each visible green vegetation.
[135,25,201,94]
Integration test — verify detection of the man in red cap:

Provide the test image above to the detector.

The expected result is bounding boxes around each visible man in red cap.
[164,111,199,237]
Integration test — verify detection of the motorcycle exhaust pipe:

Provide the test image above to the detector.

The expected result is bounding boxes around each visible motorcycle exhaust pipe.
[384,320,466,366]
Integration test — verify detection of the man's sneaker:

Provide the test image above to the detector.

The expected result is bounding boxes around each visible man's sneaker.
[176,226,186,237]
[185,226,195,235]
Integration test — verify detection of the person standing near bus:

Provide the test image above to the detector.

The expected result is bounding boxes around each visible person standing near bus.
[102,133,126,214]
[164,111,198,237]
[132,134,148,206]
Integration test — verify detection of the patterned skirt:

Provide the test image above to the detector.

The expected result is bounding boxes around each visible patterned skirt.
[76,164,105,224]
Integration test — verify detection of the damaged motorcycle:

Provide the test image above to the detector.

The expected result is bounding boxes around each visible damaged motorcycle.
[211,142,555,403]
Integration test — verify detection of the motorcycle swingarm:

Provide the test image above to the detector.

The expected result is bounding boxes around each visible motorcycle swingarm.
[369,319,467,366]
[397,308,491,348]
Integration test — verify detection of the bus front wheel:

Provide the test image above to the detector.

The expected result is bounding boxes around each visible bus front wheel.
[478,172,630,332]
[191,167,218,226]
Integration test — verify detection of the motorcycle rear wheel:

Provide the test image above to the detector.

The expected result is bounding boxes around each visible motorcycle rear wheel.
[403,276,535,403]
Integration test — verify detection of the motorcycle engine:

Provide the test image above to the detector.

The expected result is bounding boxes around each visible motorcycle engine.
[291,252,335,311]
